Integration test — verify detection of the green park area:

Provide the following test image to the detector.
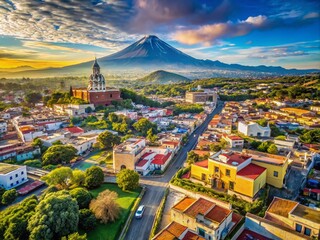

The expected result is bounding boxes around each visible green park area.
[87,183,141,240]
[85,150,113,166]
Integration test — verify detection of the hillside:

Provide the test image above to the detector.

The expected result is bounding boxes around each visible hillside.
[138,70,191,84]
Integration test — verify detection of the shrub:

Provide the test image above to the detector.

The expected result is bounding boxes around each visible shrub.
[79,209,96,231]
[70,188,92,209]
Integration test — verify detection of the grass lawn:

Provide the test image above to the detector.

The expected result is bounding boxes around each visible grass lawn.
[87,183,141,240]
[86,150,113,165]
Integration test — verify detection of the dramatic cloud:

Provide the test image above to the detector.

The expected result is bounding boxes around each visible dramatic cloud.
[0,0,136,48]
[173,15,269,45]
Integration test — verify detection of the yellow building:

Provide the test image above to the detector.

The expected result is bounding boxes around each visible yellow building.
[191,151,267,199]
[243,150,289,188]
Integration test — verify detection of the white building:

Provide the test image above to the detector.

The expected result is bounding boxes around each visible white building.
[238,121,271,137]
[52,103,95,116]
[114,110,138,120]
[0,120,7,134]
[0,163,28,189]
[222,135,244,148]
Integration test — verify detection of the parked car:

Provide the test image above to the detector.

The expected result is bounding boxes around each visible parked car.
[135,205,145,219]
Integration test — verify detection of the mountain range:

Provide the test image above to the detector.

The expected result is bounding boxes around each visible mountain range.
[1,35,318,79]
[138,70,190,84]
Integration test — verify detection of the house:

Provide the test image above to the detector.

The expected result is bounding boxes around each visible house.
[274,139,295,152]
[238,121,271,137]
[63,126,85,136]
[114,110,138,120]
[161,140,181,154]
[0,163,28,189]
[0,119,7,134]
[170,197,239,240]
[52,103,95,116]
[185,88,218,104]
[0,143,41,162]
[263,197,320,239]
[243,150,289,188]
[222,135,244,148]
[152,221,205,240]
[191,151,267,200]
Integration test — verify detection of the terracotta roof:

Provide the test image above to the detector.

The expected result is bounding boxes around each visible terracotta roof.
[181,171,191,179]
[236,229,271,240]
[136,159,148,167]
[153,222,187,240]
[205,205,232,223]
[141,152,153,159]
[182,231,205,240]
[237,163,266,180]
[184,198,215,217]
[152,152,172,165]
[173,197,196,212]
[193,150,210,157]
[64,126,84,134]
[226,135,243,141]
[162,141,179,147]
[194,160,208,168]
[220,152,251,166]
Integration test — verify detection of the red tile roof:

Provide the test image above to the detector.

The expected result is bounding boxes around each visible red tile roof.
[236,229,271,240]
[152,152,172,165]
[205,205,232,223]
[181,171,191,179]
[220,152,251,166]
[173,197,196,212]
[194,160,208,168]
[64,126,84,134]
[184,198,215,217]
[237,163,266,180]
[153,222,187,240]
[182,231,205,240]
[227,135,243,141]
[136,159,148,167]
[141,152,153,159]
[162,141,179,147]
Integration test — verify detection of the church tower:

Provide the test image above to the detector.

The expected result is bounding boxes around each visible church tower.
[88,57,106,91]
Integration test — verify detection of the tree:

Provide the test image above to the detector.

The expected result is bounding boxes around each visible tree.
[108,112,118,123]
[267,144,278,154]
[79,209,96,231]
[257,141,270,152]
[1,189,17,205]
[52,140,62,145]
[24,159,42,168]
[41,167,73,189]
[256,119,268,127]
[116,169,140,191]
[299,129,320,144]
[210,144,222,152]
[24,92,42,105]
[42,145,77,166]
[28,191,79,240]
[146,128,158,143]
[275,135,286,140]
[61,232,87,240]
[0,195,38,240]
[72,169,86,187]
[70,188,92,209]
[89,190,120,224]
[186,151,199,165]
[133,118,157,136]
[84,166,104,189]
[97,131,120,150]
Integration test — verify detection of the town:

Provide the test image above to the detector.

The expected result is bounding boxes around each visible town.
[0,59,319,240]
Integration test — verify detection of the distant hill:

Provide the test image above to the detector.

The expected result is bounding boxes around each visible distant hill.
[1,35,318,78]
[138,70,191,84]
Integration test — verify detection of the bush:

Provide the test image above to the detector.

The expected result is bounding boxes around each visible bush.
[24,159,42,168]
[116,169,140,191]
[1,189,18,205]
[85,166,104,189]
[70,188,92,209]
[79,209,96,231]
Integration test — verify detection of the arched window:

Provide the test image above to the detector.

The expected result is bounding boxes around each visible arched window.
[120,165,126,170]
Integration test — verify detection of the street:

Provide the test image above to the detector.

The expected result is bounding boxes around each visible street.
[125,103,224,240]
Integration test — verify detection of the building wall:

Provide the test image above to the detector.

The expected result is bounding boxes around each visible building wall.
[234,176,254,198]
[89,90,121,105]
[0,165,28,189]
[252,160,287,188]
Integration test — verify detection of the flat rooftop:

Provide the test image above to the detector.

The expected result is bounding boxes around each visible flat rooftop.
[0,163,20,174]
[244,150,287,166]
[266,197,298,218]
[291,204,320,223]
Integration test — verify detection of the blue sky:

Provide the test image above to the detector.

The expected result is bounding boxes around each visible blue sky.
[0,0,319,69]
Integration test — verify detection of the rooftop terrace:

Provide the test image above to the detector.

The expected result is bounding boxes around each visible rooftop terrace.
[0,163,20,174]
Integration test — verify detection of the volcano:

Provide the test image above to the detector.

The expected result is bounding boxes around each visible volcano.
[1,35,318,78]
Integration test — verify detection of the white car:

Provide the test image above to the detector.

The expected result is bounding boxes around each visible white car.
[135,205,145,219]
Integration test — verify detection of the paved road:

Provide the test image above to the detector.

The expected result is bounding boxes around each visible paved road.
[125,103,224,240]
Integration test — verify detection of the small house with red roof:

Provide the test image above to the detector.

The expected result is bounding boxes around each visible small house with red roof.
[222,134,244,148]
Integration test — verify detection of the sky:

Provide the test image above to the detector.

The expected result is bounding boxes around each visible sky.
[0,0,319,70]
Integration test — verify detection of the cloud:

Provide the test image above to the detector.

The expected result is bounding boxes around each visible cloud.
[0,0,137,48]
[0,48,39,59]
[304,12,320,19]
[173,15,268,45]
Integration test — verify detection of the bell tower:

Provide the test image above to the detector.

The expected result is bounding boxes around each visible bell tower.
[87,57,106,91]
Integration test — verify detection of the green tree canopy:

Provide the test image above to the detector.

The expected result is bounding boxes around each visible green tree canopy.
[24,92,42,105]
[299,129,320,144]
[42,145,77,166]
[78,209,96,231]
[41,167,73,189]
[1,189,18,205]
[116,169,140,191]
[133,118,157,136]
[97,131,121,150]
[28,191,79,240]
[84,166,104,189]
[186,151,200,165]
[70,187,92,209]
[267,144,278,154]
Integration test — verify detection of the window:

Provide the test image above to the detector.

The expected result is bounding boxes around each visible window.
[273,171,278,177]
[110,94,113,98]
[226,169,230,176]
[16,181,19,184]
[15,174,18,178]
[10,176,12,180]
[201,173,206,181]
[22,178,25,181]
[198,228,205,237]
[21,171,24,175]
[214,167,219,173]
[295,224,302,233]
[304,227,311,236]
[229,181,234,190]
[10,183,13,187]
